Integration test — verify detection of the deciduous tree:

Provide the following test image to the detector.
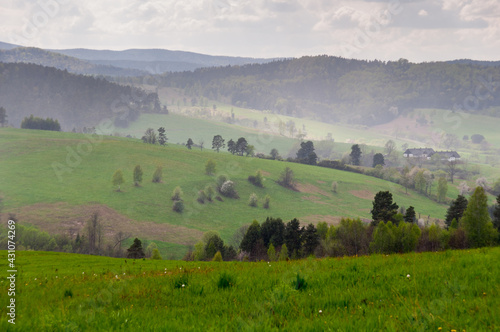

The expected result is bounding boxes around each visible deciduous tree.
[437,176,448,202]
[212,135,226,152]
[112,169,124,191]
[461,186,497,247]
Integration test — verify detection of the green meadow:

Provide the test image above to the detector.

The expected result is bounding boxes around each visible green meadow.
[0,128,452,258]
[0,249,498,331]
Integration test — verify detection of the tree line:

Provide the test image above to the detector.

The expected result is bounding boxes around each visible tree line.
[0,62,162,130]
[185,187,499,262]
[20,115,61,131]
[160,56,500,125]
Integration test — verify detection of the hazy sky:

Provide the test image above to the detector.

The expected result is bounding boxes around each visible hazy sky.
[1,0,499,62]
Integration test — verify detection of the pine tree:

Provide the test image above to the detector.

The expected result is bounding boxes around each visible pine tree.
[370,191,399,226]
[461,187,497,248]
[186,138,194,149]
[350,144,362,166]
[445,195,468,228]
[302,223,319,256]
[157,127,167,146]
[240,220,261,254]
[494,194,500,232]
[404,206,416,223]
[284,218,302,255]
[127,238,145,259]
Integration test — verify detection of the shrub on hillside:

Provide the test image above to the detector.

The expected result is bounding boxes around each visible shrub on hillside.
[248,193,258,207]
[248,170,264,187]
[172,186,183,201]
[173,200,184,213]
[220,180,239,198]
[216,175,228,192]
[263,195,271,209]
[197,190,207,204]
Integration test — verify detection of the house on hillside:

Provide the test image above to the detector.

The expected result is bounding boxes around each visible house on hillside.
[403,148,435,159]
[403,148,461,162]
[432,150,461,161]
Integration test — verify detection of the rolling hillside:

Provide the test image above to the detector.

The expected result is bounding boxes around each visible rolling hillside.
[0,62,161,129]
[0,128,452,258]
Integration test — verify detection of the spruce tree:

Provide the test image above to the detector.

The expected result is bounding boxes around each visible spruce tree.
[127,238,145,259]
[494,194,500,232]
[370,191,399,226]
[445,195,468,228]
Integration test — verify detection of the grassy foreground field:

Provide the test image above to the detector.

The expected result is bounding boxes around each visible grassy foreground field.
[0,249,499,331]
[0,128,451,258]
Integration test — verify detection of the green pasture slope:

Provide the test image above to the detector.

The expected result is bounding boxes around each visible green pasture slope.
[0,128,450,258]
[0,249,498,330]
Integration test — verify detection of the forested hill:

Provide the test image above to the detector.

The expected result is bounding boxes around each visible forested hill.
[161,56,500,125]
[0,62,162,130]
[0,47,147,77]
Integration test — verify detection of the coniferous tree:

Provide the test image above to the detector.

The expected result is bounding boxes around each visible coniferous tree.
[284,218,302,258]
[157,127,167,146]
[404,206,416,223]
[494,194,500,232]
[127,238,146,259]
[240,220,261,258]
[186,138,194,149]
[302,223,319,256]
[0,106,7,127]
[370,191,399,226]
[260,217,285,248]
[350,144,362,166]
[372,153,385,167]
[445,195,468,228]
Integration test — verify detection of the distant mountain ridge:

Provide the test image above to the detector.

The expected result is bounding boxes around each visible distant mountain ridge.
[51,47,279,74]
[0,47,147,76]
[0,40,279,75]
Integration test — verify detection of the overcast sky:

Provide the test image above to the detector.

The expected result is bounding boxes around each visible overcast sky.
[1,0,499,62]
